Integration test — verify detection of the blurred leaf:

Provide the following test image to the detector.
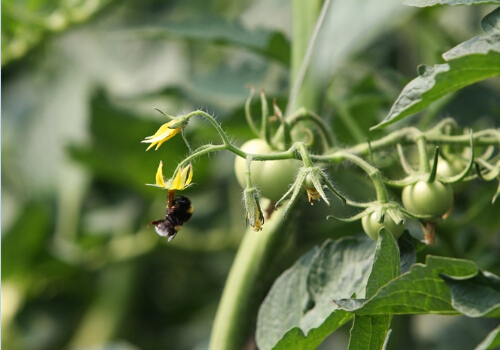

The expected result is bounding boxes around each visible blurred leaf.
[475,323,500,350]
[256,237,376,350]
[333,256,479,315]
[69,341,141,350]
[134,17,290,65]
[372,8,500,130]
[404,0,500,6]
[1,201,53,280]
[1,0,113,66]
[14,295,85,350]
[348,229,400,350]
[440,270,500,318]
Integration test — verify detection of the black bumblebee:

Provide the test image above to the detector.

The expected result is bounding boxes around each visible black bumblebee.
[149,196,193,241]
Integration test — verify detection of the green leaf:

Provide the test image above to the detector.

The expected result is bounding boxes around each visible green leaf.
[1,201,53,280]
[270,311,353,350]
[348,315,392,350]
[256,237,377,350]
[475,324,500,350]
[371,8,500,130]
[132,17,290,65]
[398,231,425,274]
[366,229,401,298]
[404,0,500,7]
[333,256,479,315]
[348,229,400,350]
[440,270,500,318]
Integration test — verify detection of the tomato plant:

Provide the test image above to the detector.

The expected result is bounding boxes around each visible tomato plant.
[234,139,301,201]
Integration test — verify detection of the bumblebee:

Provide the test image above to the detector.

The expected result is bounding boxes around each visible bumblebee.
[149,196,193,241]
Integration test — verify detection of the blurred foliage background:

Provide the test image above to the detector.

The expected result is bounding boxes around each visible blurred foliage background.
[2,0,499,349]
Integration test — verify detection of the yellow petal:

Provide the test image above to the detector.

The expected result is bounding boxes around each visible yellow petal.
[170,164,193,190]
[155,161,167,188]
[181,163,193,187]
[142,121,182,151]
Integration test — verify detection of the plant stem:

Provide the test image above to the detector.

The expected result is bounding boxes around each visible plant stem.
[209,202,297,350]
[209,3,323,349]
[286,0,326,116]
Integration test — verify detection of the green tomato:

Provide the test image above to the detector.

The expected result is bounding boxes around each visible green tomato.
[234,139,301,201]
[303,174,315,188]
[402,180,454,218]
[361,212,405,240]
[436,157,466,193]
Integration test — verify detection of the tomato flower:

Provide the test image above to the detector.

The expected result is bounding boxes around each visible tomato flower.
[148,161,193,191]
[142,120,184,151]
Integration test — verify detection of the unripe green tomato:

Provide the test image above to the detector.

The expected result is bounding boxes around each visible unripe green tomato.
[402,180,454,218]
[436,158,463,178]
[436,157,466,193]
[234,139,301,201]
[303,174,315,188]
[361,212,405,240]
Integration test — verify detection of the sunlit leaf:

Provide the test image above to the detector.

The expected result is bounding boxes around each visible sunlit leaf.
[371,8,500,130]
[348,229,400,350]
[440,270,500,318]
[333,256,479,315]
[256,237,376,350]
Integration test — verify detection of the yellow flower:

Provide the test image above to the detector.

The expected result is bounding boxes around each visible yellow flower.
[142,120,183,151]
[148,161,193,190]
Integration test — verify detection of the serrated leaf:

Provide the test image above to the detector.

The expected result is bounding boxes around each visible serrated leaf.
[371,8,500,130]
[256,237,376,350]
[404,0,500,7]
[440,270,500,318]
[132,17,290,65]
[333,256,479,315]
[475,324,500,350]
[348,229,400,350]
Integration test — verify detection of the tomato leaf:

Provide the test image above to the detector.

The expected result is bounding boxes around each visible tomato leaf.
[404,0,500,7]
[440,270,500,318]
[333,256,479,315]
[130,17,290,65]
[398,231,426,273]
[348,315,393,350]
[366,228,401,298]
[348,229,400,350]
[475,324,500,350]
[255,237,376,350]
[371,7,500,130]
